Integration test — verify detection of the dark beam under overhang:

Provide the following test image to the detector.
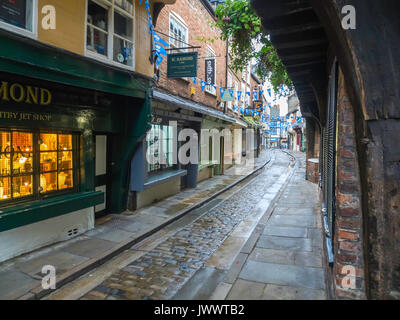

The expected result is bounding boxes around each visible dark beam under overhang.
[251,0,329,124]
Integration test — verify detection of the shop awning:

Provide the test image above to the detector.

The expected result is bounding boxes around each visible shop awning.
[0,31,151,99]
[235,118,248,128]
[153,89,236,124]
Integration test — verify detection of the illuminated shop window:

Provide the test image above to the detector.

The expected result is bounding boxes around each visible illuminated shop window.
[0,131,77,204]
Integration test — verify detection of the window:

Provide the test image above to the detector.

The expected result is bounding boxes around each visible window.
[0,0,36,37]
[205,46,216,95]
[0,130,77,204]
[169,13,187,52]
[86,0,134,68]
[147,124,175,174]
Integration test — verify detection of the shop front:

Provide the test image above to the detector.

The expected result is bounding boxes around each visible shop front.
[129,89,236,209]
[0,32,152,262]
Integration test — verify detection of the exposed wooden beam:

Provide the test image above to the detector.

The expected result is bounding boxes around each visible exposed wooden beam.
[286,59,326,69]
[274,38,327,49]
[281,51,326,61]
[269,22,322,36]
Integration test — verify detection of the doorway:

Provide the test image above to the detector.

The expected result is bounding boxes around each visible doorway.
[94,133,112,218]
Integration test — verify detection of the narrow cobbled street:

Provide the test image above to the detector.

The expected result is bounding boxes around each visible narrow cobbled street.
[45,150,325,300]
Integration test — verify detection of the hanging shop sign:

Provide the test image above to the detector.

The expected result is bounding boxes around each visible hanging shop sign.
[205,58,215,85]
[252,100,263,110]
[167,52,198,78]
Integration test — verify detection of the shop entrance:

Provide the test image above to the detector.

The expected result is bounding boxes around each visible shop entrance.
[94,133,112,217]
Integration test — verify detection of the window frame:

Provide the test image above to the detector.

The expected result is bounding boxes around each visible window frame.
[0,0,38,39]
[146,123,177,176]
[85,0,136,71]
[169,11,189,82]
[169,11,188,52]
[0,129,80,207]
[205,45,217,96]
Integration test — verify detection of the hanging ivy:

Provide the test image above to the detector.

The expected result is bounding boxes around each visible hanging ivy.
[213,0,293,92]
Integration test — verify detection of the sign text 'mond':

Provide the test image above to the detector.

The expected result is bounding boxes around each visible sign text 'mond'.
[167,52,198,78]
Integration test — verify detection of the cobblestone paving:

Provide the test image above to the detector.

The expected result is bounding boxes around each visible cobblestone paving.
[83,151,291,300]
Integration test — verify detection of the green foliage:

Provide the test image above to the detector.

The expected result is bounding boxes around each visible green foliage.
[212,0,292,91]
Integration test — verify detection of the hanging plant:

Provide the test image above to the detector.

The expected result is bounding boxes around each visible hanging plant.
[212,0,293,92]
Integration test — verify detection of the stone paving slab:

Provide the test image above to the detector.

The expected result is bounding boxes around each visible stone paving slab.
[263,226,308,238]
[15,251,89,278]
[205,236,247,270]
[256,235,313,252]
[262,284,326,300]
[248,248,294,265]
[268,214,315,227]
[223,252,248,284]
[226,279,266,300]
[0,269,39,300]
[62,238,117,259]
[239,260,325,290]
[172,267,226,300]
[293,251,323,268]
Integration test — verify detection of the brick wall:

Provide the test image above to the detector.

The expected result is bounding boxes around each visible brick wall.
[333,68,366,299]
[155,0,227,112]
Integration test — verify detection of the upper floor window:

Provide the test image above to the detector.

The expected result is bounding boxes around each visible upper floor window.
[205,46,216,96]
[169,12,187,51]
[0,0,36,37]
[86,0,134,68]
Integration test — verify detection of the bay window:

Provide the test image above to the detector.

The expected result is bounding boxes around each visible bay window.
[0,130,78,204]
[86,0,134,68]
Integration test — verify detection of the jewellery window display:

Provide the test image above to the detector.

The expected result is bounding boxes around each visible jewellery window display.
[0,130,77,204]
